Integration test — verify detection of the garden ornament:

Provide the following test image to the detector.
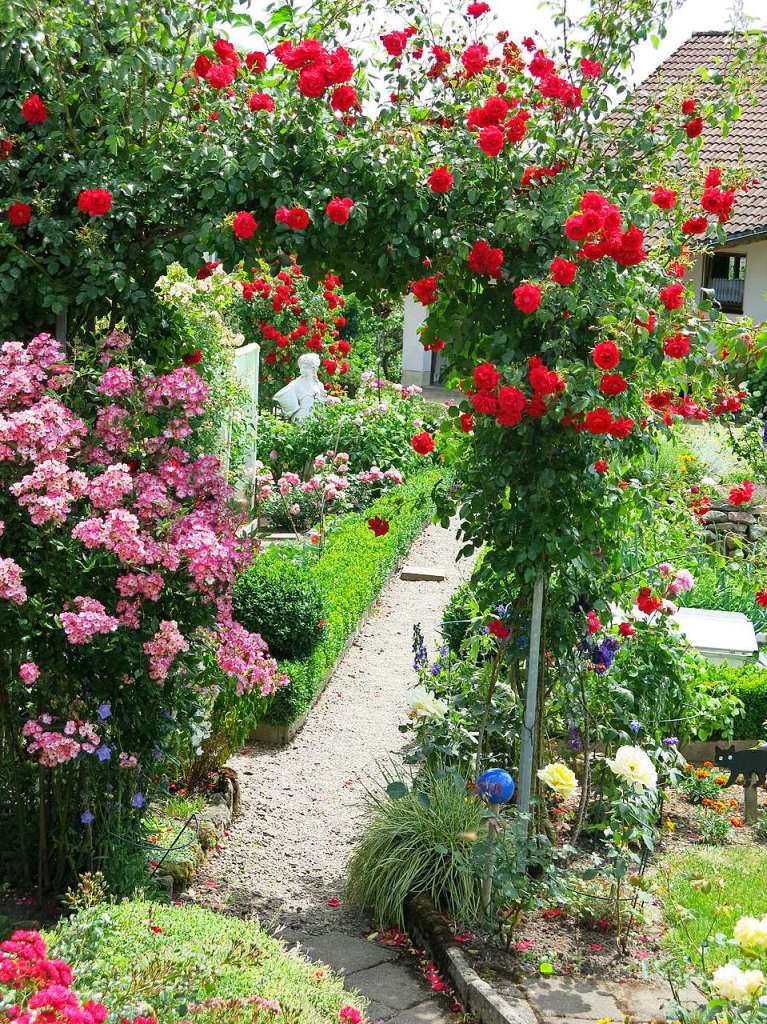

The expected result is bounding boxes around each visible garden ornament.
[713,744,767,823]
[273,352,327,423]
[476,767,515,805]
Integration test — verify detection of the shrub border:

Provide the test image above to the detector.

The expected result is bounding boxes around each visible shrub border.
[253,469,442,744]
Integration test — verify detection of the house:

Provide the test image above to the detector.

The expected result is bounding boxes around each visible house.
[401,31,767,388]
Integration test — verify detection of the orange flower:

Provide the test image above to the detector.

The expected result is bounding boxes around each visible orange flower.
[714,800,726,814]
[703,760,715,768]
[703,797,714,808]
[714,775,728,786]
[696,769,709,779]
[730,816,744,827]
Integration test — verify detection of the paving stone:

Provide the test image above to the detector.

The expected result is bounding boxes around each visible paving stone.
[388,1000,453,1023]
[607,980,702,1022]
[400,565,447,582]
[523,977,622,1021]
[283,931,398,975]
[367,1001,396,1022]
[349,962,432,1012]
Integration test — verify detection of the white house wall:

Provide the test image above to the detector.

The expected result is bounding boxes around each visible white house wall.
[692,237,767,325]
[401,294,431,386]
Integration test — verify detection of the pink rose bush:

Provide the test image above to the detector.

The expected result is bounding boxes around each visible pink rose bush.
[0,331,284,888]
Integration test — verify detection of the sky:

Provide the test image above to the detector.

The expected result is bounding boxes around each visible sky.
[242,0,767,84]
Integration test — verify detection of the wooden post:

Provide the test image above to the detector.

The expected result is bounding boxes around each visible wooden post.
[516,577,545,872]
[55,307,68,347]
[744,773,759,823]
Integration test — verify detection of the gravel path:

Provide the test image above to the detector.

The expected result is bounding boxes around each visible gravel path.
[188,520,475,937]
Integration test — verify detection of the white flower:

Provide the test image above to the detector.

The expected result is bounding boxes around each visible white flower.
[407,686,447,722]
[734,915,767,951]
[537,762,578,799]
[711,962,765,1001]
[606,745,657,790]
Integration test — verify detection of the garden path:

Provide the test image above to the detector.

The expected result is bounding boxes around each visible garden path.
[187,520,476,1023]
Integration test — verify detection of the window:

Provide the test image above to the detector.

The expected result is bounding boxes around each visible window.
[703,251,747,313]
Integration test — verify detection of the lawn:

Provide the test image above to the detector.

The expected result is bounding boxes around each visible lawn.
[656,846,767,968]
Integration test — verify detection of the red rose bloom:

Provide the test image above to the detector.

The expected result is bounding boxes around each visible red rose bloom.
[248,92,275,113]
[506,111,529,143]
[205,63,236,89]
[381,31,408,57]
[584,407,613,435]
[580,57,603,77]
[682,216,708,235]
[756,591,767,608]
[459,413,474,433]
[322,358,337,375]
[618,621,636,637]
[22,94,48,124]
[550,257,577,285]
[277,206,310,230]
[428,165,454,193]
[196,260,221,279]
[194,54,212,76]
[467,1,490,15]
[182,349,203,366]
[609,416,634,439]
[468,239,504,278]
[410,276,439,306]
[513,282,542,314]
[298,67,327,98]
[77,189,113,217]
[681,98,696,115]
[496,386,526,427]
[591,340,620,369]
[594,458,608,474]
[478,125,504,157]
[652,186,677,210]
[331,86,359,112]
[659,283,685,310]
[636,587,661,615]
[246,51,267,72]
[368,516,390,537]
[232,210,258,239]
[7,202,31,227]
[488,618,510,640]
[730,480,755,507]
[411,431,435,455]
[685,116,703,138]
[461,43,489,76]
[473,362,501,392]
[663,333,690,358]
[326,196,354,225]
[471,391,498,415]
[600,373,627,397]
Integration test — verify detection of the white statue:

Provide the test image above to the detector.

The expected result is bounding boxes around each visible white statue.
[273,352,327,424]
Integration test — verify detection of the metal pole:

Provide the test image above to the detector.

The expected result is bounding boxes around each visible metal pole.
[516,576,544,873]
[55,307,68,347]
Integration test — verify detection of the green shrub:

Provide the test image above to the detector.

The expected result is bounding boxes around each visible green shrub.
[703,662,767,739]
[345,767,484,928]
[264,469,441,726]
[44,900,358,1024]
[234,547,326,661]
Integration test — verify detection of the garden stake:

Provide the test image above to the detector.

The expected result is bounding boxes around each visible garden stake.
[481,809,499,914]
[744,772,759,823]
[516,576,545,873]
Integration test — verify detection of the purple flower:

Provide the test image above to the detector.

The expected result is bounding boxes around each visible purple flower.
[97,703,111,720]
[663,736,679,746]
[131,792,145,809]
[95,744,112,761]
[80,809,95,825]
[152,748,164,761]
[567,721,582,753]
[430,662,441,676]
[629,720,642,735]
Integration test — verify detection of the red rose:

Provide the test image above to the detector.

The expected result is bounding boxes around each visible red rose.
[246,51,267,72]
[182,349,203,366]
[326,196,354,225]
[232,210,258,239]
[580,57,603,77]
[296,67,326,97]
[1,138,12,160]
[659,283,685,310]
[22,94,48,124]
[459,413,474,433]
[513,282,541,314]
[609,416,634,439]
[467,1,490,15]
[478,125,504,157]
[682,216,708,235]
[77,189,113,217]
[322,358,337,375]
[205,63,236,89]
[196,260,221,279]
[410,275,439,306]
[381,31,408,57]
[330,86,359,112]
[248,92,275,113]
[506,111,529,143]
[7,202,31,227]
[591,340,620,370]
[213,38,239,66]
[594,458,608,474]
[705,167,722,187]
[368,516,390,537]
[473,362,501,392]
[651,186,677,210]
[550,257,577,286]
[685,116,703,138]
[599,373,627,396]
[730,480,755,507]
[496,386,526,427]
[471,391,498,415]
[428,165,454,193]
[468,239,504,278]
[662,333,690,358]
[529,49,555,77]
[488,618,510,640]
[411,431,435,455]
[194,54,212,77]
[756,591,767,608]
[461,43,489,76]
[636,587,661,615]
[618,621,636,637]
[681,98,696,115]
[584,407,613,435]
[701,186,736,223]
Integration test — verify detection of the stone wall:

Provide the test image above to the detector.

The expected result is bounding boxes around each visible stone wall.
[702,502,767,551]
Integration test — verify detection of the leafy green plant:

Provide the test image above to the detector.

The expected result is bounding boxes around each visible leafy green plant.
[345,766,484,928]
[233,547,326,661]
[693,806,733,846]
[700,663,767,740]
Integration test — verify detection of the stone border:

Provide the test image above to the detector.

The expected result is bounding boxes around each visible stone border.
[404,895,537,1024]
[680,738,761,763]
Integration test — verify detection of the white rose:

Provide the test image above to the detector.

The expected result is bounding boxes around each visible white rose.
[711,962,765,1001]
[606,745,657,790]
[407,686,447,722]
[734,915,767,951]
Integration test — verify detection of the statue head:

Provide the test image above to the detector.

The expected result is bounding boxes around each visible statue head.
[297,352,320,379]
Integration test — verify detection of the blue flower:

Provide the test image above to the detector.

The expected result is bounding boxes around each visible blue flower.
[95,744,112,762]
[131,793,145,809]
[430,662,441,676]
[663,736,679,746]
[80,809,95,825]
[97,703,111,720]
[629,720,642,735]
[152,748,164,761]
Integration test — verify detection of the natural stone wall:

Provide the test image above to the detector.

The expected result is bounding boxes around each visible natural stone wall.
[702,503,767,551]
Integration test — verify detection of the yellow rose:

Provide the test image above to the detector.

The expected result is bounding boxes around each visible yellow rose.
[734,915,767,951]
[711,962,765,1002]
[537,762,578,799]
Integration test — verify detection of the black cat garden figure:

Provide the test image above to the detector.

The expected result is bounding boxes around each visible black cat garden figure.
[713,744,767,787]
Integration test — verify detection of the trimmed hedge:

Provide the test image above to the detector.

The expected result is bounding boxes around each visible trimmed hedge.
[705,662,767,739]
[264,469,441,726]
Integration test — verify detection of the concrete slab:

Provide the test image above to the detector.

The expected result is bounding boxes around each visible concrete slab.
[283,931,398,976]
[607,980,702,1022]
[401,565,447,582]
[350,961,432,1012]
[388,1001,453,1023]
[523,977,622,1021]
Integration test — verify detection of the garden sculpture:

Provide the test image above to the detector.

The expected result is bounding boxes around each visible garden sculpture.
[273,352,328,423]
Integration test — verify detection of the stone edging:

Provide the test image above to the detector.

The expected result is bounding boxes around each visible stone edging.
[404,895,537,1024]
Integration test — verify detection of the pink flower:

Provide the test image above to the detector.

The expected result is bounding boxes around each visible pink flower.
[143,620,188,682]
[96,367,134,397]
[19,661,40,685]
[0,557,27,604]
[60,597,119,645]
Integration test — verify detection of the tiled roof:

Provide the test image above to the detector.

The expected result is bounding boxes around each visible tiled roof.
[633,31,767,240]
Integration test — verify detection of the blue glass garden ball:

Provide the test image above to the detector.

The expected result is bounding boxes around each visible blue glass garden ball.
[476,768,515,804]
